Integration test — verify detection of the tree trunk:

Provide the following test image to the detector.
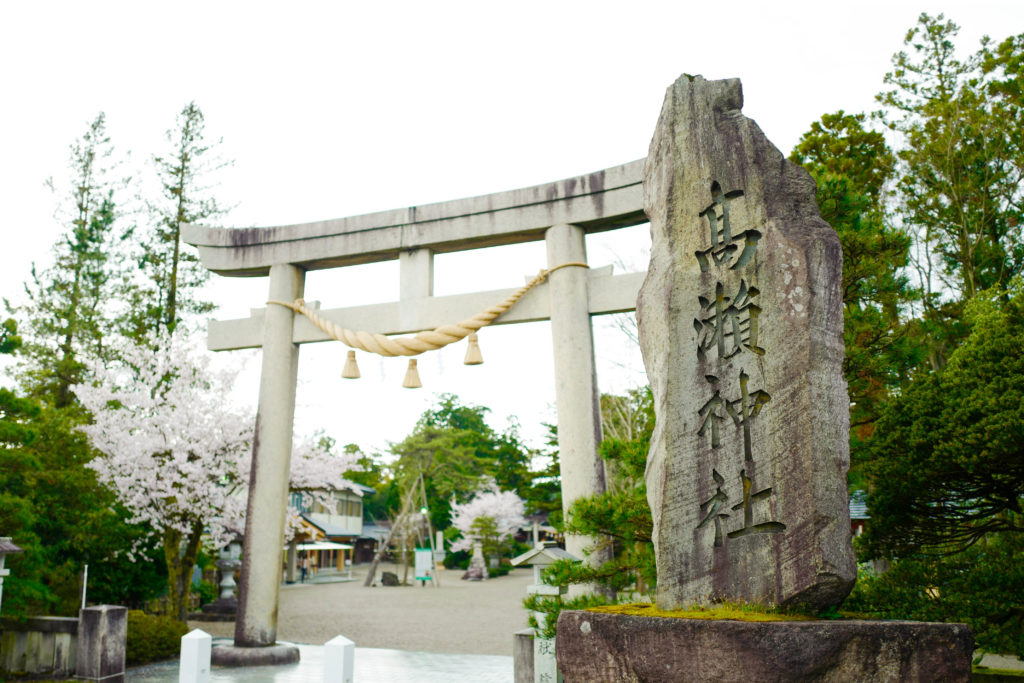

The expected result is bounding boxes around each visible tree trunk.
[363,483,420,586]
[164,522,205,621]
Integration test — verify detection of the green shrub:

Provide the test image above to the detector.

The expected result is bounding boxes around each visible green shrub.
[126,610,189,666]
[845,533,1024,658]
[195,580,218,606]
[443,549,470,570]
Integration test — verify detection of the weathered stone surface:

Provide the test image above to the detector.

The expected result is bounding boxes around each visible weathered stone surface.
[637,75,856,609]
[75,605,126,682]
[380,571,400,586]
[556,611,973,682]
[210,642,300,667]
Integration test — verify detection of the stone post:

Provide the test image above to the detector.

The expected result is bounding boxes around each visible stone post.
[545,223,605,562]
[75,605,126,682]
[235,263,304,647]
[179,629,211,683]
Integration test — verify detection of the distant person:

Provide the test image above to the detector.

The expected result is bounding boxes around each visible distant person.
[301,555,310,583]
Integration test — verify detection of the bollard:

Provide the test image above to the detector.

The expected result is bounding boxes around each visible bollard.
[179,629,211,683]
[324,634,354,683]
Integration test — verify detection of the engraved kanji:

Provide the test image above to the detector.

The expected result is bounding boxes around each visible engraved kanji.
[725,370,771,462]
[694,279,764,362]
[727,469,786,540]
[695,182,761,272]
[696,469,730,547]
[697,388,727,448]
[697,469,786,548]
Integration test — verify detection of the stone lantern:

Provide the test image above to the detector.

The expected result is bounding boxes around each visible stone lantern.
[511,542,580,683]
[196,539,242,621]
[0,537,24,617]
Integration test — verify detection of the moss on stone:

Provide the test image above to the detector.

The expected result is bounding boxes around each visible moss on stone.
[584,602,816,622]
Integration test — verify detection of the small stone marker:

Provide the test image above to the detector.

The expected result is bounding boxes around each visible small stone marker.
[511,543,579,683]
[324,634,355,683]
[75,605,127,682]
[179,629,211,683]
[637,75,856,610]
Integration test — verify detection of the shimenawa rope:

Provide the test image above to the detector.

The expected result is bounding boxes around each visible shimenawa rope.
[266,262,588,358]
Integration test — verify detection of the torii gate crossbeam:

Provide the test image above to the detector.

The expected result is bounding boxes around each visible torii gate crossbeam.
[184,158,648,650]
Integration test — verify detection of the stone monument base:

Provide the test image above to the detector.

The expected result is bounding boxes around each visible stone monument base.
[188,597,238,622]
[210,642,300,667]
[556,610,972,682]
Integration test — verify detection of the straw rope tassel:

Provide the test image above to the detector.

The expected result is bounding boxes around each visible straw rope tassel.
[464,333,483,365]
[341,350,360,379]
[403,359,422,389]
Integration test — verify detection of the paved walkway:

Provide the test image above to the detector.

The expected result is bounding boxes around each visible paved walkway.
[128,643,513,682]
[133,563,530,680]
[188,563,533,655]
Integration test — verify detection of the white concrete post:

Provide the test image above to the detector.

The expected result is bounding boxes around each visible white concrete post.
[179,629,211,683]
[324,635,355,683]
[545,223,605,562]
[235,263,305,647]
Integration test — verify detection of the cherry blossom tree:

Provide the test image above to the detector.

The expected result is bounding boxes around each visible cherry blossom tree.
[449,483,527,557]
[73,332,358,620]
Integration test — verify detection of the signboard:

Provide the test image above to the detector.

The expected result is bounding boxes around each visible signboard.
[414,548,433,581]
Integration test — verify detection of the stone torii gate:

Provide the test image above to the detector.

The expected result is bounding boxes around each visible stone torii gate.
[183,158,648,651]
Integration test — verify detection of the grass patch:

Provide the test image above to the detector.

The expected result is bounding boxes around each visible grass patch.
[972,668,1024,682]
[585,602,816,622]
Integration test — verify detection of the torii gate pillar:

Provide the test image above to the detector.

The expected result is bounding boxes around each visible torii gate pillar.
[546,224,606,561]
[235,263,304,647]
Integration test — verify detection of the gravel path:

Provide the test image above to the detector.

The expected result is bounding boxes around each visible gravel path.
[188,563,534,656]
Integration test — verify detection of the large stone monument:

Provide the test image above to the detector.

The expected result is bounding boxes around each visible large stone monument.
[555,74,973,682]
[637,74,856,610]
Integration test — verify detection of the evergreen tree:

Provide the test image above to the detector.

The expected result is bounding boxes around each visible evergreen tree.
[790,112,920,483]
[9,113,127,408]
[123,102,228,340]
[523,388,656,638]
[389,394,533,531]
[862,278,1024,557]
[0,318,166,617]
[878,14,1024,367]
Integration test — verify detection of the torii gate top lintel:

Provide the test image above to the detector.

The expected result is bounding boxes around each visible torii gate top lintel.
[182,158,645,278]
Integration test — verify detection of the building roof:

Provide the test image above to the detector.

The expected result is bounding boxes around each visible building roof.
[512,543,580,567]
[303,513,361,537]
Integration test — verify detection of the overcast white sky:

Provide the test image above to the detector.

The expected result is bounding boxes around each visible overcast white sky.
[2,1,1020,457]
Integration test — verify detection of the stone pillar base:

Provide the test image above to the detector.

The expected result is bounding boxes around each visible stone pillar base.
[211,642,300,667]
[556,611,973,682]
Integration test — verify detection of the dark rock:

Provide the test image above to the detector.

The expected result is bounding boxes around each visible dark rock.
[556,610,973,682]
[380,571,400,586]
[462,568,485,581]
